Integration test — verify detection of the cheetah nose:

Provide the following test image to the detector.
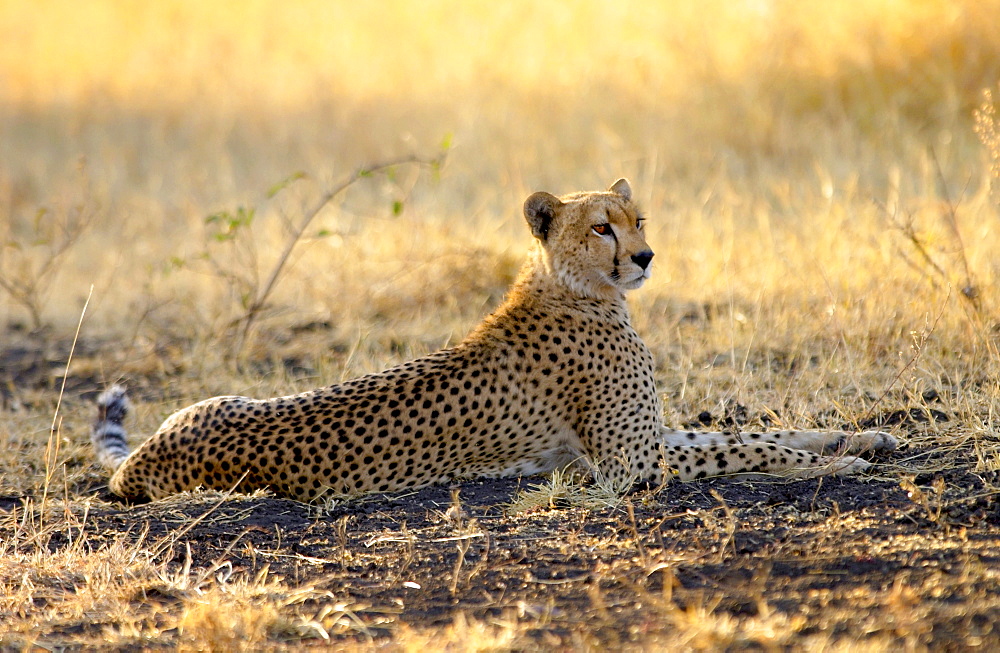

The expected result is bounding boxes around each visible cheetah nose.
[631,250,654,270]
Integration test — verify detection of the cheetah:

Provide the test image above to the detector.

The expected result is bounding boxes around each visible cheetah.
[91,179,896,501]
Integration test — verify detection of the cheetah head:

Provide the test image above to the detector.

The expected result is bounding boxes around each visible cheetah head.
[523,178,654,299]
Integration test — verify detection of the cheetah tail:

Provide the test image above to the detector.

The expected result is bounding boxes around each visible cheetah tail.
[92,385,132,472]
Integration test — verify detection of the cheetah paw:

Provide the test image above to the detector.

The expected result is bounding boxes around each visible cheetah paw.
[824,455,871,476]
[823,431,898,455]
[791,455,871,478]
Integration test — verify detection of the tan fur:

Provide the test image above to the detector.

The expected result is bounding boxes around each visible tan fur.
[93,179,895,501]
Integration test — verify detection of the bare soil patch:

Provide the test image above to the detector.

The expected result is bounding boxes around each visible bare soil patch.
[41,460,1000,648]
[11,472,1000,650]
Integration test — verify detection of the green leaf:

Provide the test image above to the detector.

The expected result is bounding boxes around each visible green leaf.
[316,229,332,238]
[235,206,255,226]
[392,200,404,216]
[267,171,306,199]
[440,131,454,151]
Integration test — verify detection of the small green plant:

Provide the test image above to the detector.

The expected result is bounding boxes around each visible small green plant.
[0,172,96,331]
[174,152,447,360]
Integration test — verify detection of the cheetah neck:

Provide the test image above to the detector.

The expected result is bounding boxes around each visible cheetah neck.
[498,247,632,322]
[527,244,627,302]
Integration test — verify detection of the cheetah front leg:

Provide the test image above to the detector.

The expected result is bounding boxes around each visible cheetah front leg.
[658,441,872,481]
[659,426,897,456]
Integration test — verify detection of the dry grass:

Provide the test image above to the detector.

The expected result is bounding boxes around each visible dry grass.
[3,0,1000,649]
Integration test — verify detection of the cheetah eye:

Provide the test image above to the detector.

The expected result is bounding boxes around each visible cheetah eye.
[592,223,612,236]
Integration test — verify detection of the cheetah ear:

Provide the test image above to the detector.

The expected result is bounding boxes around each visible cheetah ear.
[523,191,563,241]
[609,178,632,201]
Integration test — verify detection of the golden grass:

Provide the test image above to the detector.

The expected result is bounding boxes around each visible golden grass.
[3,0,1000,648]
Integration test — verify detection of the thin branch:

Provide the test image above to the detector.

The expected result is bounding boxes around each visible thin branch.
[856,292,948,429]
[929,147,978,306]
[235,153,444,354]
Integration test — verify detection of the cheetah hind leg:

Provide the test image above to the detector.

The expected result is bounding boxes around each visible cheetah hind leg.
[659,427,897,456]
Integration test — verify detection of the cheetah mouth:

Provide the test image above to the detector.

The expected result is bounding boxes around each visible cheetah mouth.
[618,267,651,289]
[621,277,648,290]
[606,265,651,291]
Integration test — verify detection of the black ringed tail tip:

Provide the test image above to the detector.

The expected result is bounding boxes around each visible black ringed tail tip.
[96,385,130,421]
[92,385,132,472]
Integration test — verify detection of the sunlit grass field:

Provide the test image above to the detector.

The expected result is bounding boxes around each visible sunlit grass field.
[3,0,1000,648]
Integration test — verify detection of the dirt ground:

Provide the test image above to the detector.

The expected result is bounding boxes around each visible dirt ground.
[83,468,1000,647]
[4,332,1000,650]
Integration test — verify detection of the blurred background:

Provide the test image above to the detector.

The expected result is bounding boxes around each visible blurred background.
[1,1,998,385]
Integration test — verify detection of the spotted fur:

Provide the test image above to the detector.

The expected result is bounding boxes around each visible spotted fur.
[91,179,896,501]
